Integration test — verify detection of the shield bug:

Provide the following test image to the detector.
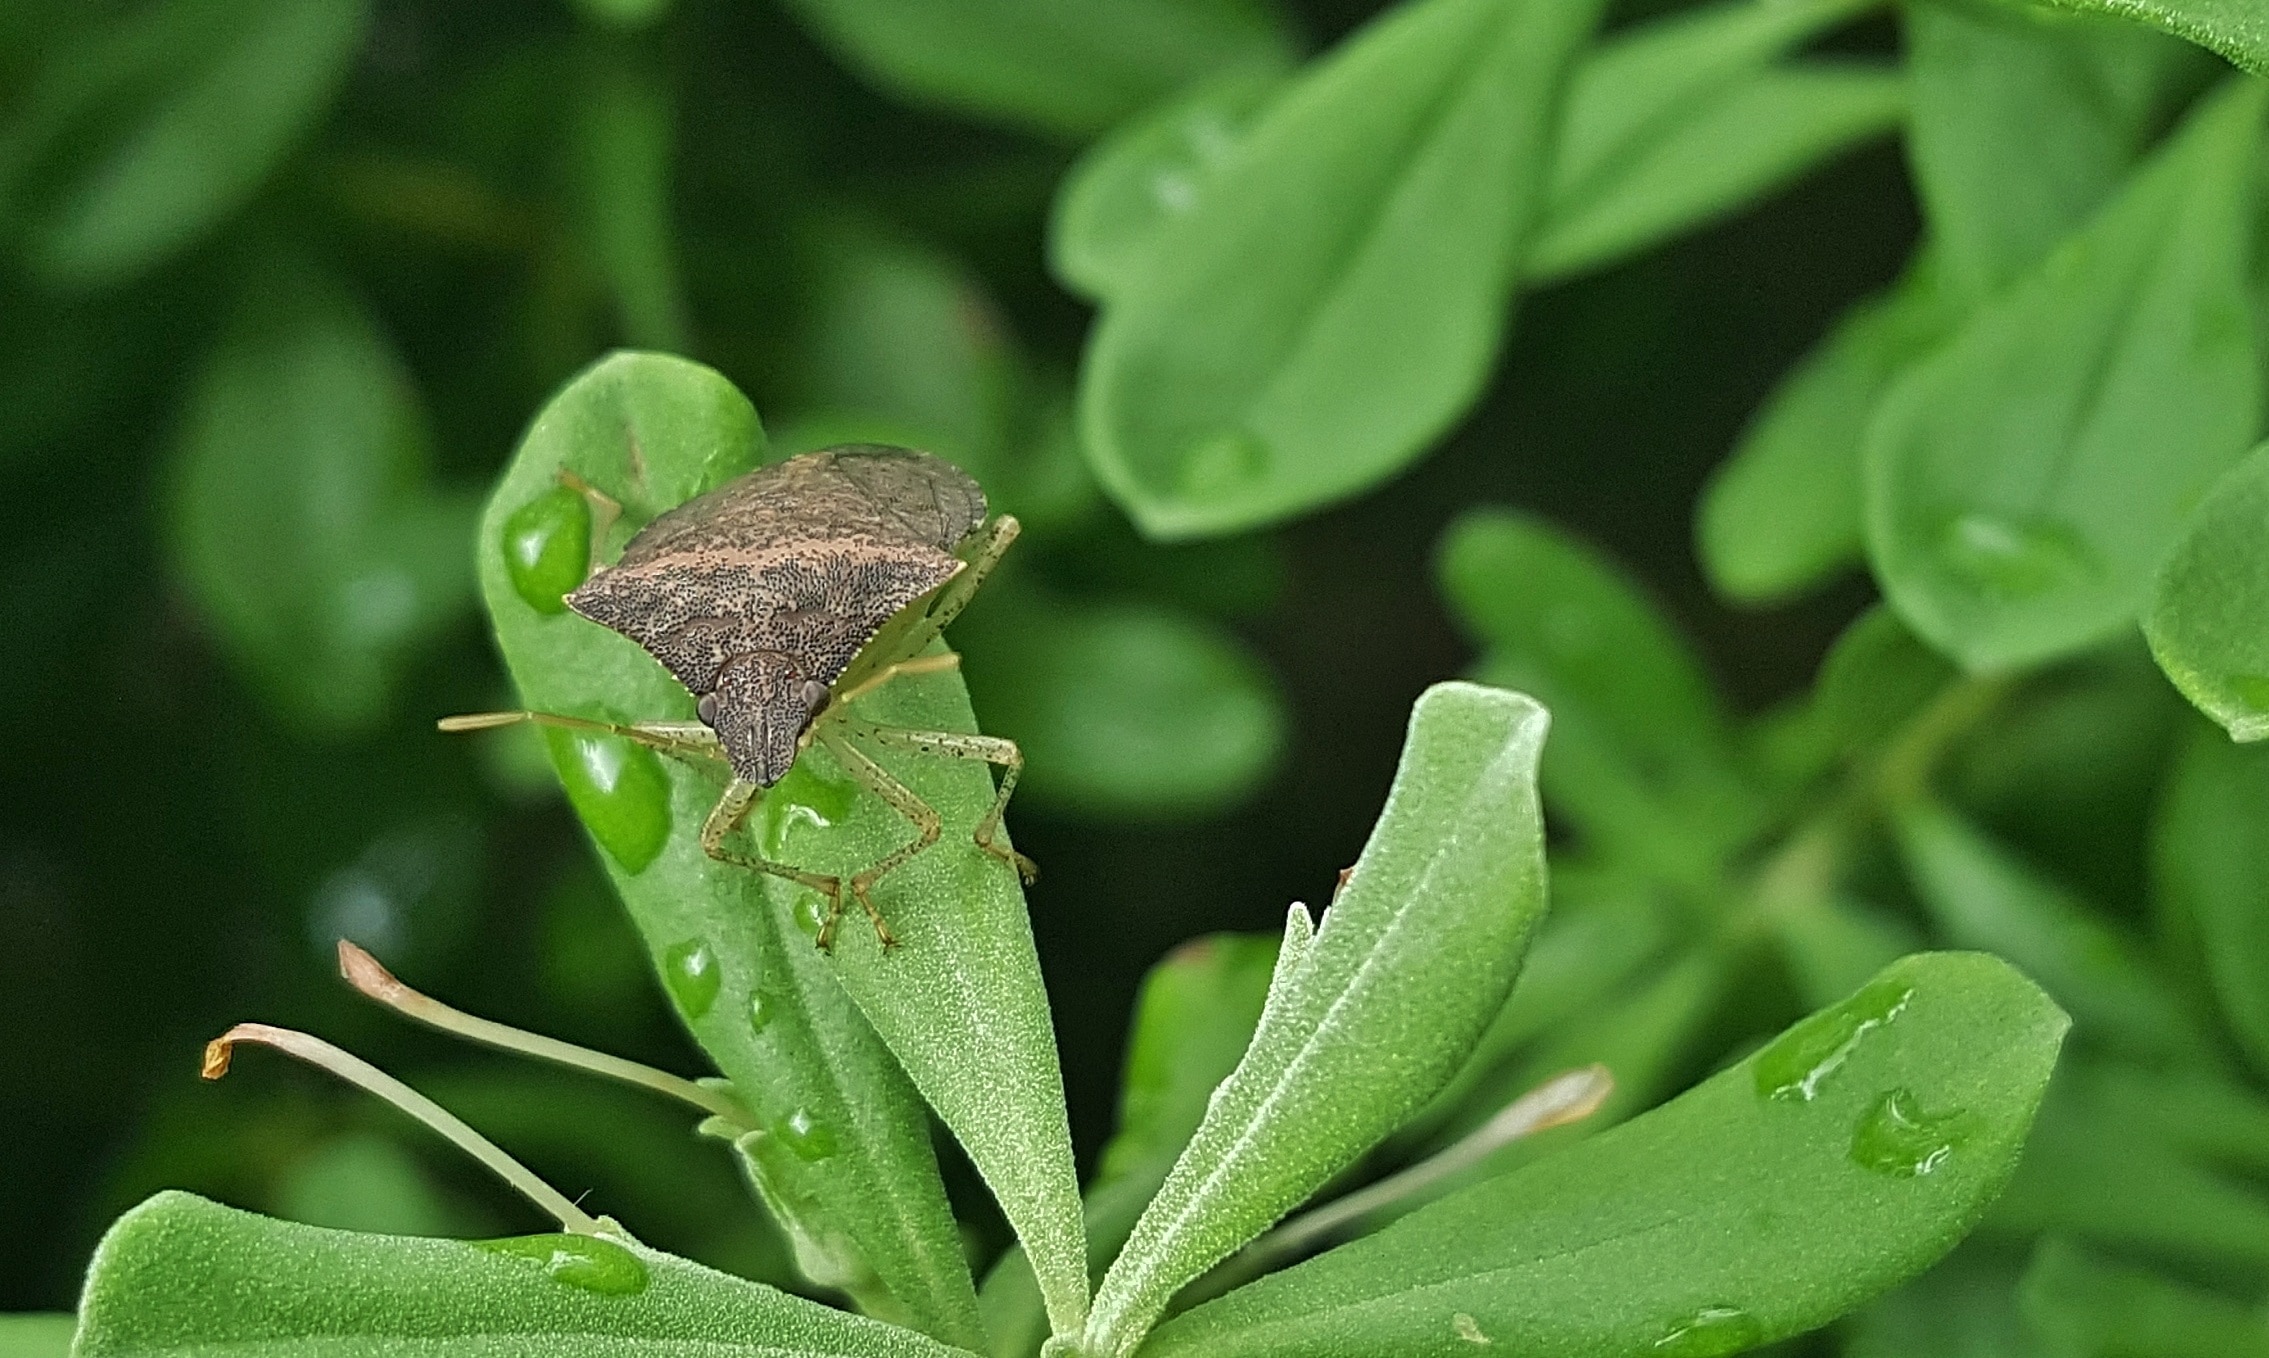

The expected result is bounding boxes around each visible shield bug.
[445,444,1034,949]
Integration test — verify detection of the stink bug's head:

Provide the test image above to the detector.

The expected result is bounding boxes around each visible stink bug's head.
[701,651,829,786]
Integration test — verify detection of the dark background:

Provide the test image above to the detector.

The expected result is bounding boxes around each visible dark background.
[0,0,1910,1310]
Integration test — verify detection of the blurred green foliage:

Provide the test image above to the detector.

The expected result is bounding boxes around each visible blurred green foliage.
[6,0,2269,1353]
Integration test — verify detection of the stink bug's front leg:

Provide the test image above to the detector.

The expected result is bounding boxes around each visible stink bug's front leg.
[811,730,938,949]
[697,778,847,938]
[847,720,1036,885]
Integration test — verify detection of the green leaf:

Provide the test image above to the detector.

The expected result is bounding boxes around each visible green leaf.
[2031,0,2269,77]
[1698,253,1958,604]
[979,934,1277,1357]
[1896,801,2208,1063]
[168,254,478,734]
[2146,442,2269,740]
[1078,0,1603,540]
[1527,0,1899,283]
[1439,508,1760,884]
[1906,0,2200,304]
[1813,603,1960,758]
[474,351,987,1347]
[0,0,369,286]
[2022,1239,2269,1358]
[569,57,688,352]
[1141,952,2070,1358]
[1081,682,1550,1357]
[1047,64,1287,302]
[75,1192,979,1357]
[0,1315,73,1358]
[1842,1242,2044,1358]
[773,0,1297,139]
[1863,78,2266,673]
[956,585,1286,818]
[2154,726,2269,1074]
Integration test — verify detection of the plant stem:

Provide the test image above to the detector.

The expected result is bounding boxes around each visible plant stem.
[203,1023,607,1236]
[337,941,751,1128]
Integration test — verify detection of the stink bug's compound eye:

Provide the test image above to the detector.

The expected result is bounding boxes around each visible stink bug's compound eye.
[696,692,718,726]
[800,680,830,714]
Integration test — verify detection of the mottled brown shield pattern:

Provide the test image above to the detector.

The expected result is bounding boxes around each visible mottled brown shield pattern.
[565,445,987,785]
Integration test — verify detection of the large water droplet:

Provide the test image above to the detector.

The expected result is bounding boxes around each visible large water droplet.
[1650,1305,1762,1356]
[501,485,593,615]
[474,1233,649,1296]
[747,988,774,1036]
[775,1108,839,1162]
[760,760,858,858]
[1754,978,1912,1103]
[662,939,720,1020]
[1935,514,2096,601]
[545,727,672,873]
[1851,1088,1972,1177]
[1177,429,1271,500]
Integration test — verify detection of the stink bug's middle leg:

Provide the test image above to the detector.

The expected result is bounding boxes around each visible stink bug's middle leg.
[847,720,1036,885]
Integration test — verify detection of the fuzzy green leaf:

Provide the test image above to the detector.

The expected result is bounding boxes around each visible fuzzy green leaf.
[1078,0,1603,539]
[2155,727,2269,1075]
[2032,0,2269,76]
[1905,0,2200,303]
[2146,443,2269,741]
[774,0,1296,139]
[1897,801,2208,1063]
[1698,253,1958,604]
[168,254,477,734]
[74,1192,978,1358]
[1439,508,1759,883]
[474,351,986,1347]
[1863,78,2265,673]
[0,1316,73,1358]
[0,0,369,285]
[1142,952,2069,1358]
[1527,0,1896,283]
[1813,604,1960,758]
[1082,681,1550,1357]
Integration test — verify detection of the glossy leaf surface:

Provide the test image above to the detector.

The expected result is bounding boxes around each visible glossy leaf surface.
[1143,953,2069,1358]
[1699,256,1956,604]
[775,0,1295,139]
[2146,443,2269,741]
[1864,79,2265,673]
[474,352,985,1346]
[169,256,476,734]
[0,0,369,285]
[1083,681,1550,1357]
[74,1192,978,1358]
[2155,728,2269,1075]
[1079,0,1603,539]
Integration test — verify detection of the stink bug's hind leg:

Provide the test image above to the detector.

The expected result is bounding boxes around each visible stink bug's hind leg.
[438,710,725,766]
[848,721,1035,885]
[901,514,1021,657]
[697,779,849,945]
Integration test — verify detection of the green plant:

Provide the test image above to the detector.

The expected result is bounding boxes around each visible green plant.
[21,0,2269,1353]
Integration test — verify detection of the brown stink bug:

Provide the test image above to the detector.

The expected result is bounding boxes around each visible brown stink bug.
[443,444,1034,949]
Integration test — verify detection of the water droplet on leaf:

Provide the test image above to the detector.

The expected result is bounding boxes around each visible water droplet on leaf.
[776,1107,839,1161]
[546,727,672,873]
[474,1233,649,1295]
[662,939,720,1020]
[502,485,592,615]
[1177,429,1270,500]
[792,891,828,939]
[1651,1305,1762,1355]
[1935,514,2095,601]
[1851,1088,1972,1177]
[1755,979,1912,1102]
[760,760,857,857]
[747,988,774,1035]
